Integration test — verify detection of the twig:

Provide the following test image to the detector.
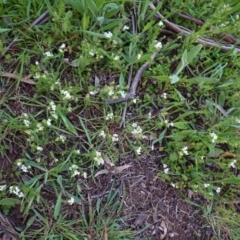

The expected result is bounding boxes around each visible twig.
[105,50,160,104]
[149,2,240,53]
[120,8,137,127]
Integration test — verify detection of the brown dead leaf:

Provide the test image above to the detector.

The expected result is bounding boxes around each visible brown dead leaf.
[2,72,36,85]
[94,164,132,177]
[134,214,148,226]
[160,220,167,239]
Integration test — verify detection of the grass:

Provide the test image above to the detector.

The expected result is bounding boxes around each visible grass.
[0,0,240,239]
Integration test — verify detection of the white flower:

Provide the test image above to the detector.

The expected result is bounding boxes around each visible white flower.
[104,31,113,39]
[171,183,176,188]
[89,50,95,56]
[59,43,66,49]
[229,159,237,168]
[44,51,53,57]
[161,93,167,99]
[58,135,66,143]
[68,197,75,205]
[23,119,30,127]
[164,168,169,174]
[108,89,114,96]
[236,118,240,124]
[132,99,137,104]
[119,90,126,98]
[34,72,41,79]
[71,170,80,177]
[154,41,162,49]
[112,134,119,142]
[158,21,164,26]
[46,119,51,126]
[179,146,188,156]
[148,112,152,119]
[19,164,31,173]
[106,113,113,120]
[69,164,78,171]
[164,120,174,128]
[216,187,221,193]
[113,55,120,61]
[49,101,56,111]
[94,151,104,165]
[122,25,129,31]
[75,150,80,154]
[35,61,39,65]
[0,185,6,191]
[36,123,44,132]
[83,172,87,179]
[131,123,143,135]
[61,90,72,100]
[99,130,106,139]
[204,183,210,188]
[9,186,24,198]
[137,53,142,60]
[210,132,218,143]
[36,146,43,151]
[136,146,142,155]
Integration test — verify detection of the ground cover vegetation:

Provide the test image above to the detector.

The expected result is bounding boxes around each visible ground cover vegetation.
[0,0,240,239]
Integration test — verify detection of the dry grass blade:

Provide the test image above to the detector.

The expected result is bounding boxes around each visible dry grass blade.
[2,72,36,85]
[0,212,19,240]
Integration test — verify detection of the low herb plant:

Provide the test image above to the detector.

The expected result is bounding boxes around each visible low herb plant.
[0,0,240,239]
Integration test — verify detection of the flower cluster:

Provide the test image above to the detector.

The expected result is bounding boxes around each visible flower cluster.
[163,164,169,174]
[69,164,80,177]
[61,90,73,100]
[106,113,114,120]
[136,146,142,155]
[229,159,237,168]
[112,134,119,143]
[94,151,104,165]
[59,43,66,53]
[104,31,113,39]
[0,185,6,191]
[179,146,189,157]
[9,186,24,198]
[99,130,106,139]
[154,41,162,49]
[164,119,174,128]
[44,51,54,57]
[210,132,218,143]
[16,160,31,173]
[68,197,75,205]
[131,123,143,138]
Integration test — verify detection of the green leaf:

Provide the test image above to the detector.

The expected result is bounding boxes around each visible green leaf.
[0,28,11,33]
[213,178,240,184]
[57,109,77,135]
[0,198,20,206]
[153,128,167,145]
[142,20,154,33]
[173,122,189,130]
[169,74,180,84]
[187,44,202,63]
[87,0,98,18]
[54,192,62,220]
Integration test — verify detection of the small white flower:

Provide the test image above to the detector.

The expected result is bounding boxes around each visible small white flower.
[164,168,169,174]
[9,186,24,198]
[94,151,104,165]
[46,119,51,126]
[204,183,210,188]
[71,170,80,177]
[113,55,120,61]
[104,31,113,39]
[61,90,72,100]
[132,99,137,104]
[161,93,167,99]
[106,113,114,120]
[44,51,53,57]
[35,61,39,65]
[108,89,114,96]
[59,135,66,143]
[131,123,143,135]
[36,123,44,132]
[158,21,164,26]
[171,183,176,188]
[49,101,56,111]
[122,25,129,31]
[83,172,87,179]
[154,41,162,49]
[23,119,30,127]
[75,150,80,154]
[112,134,119,142]
[180,146,188,156]
[136,146,142,155]
[137,53,142,60]
[89,50,95,56]
[210,132,218,143]
[119,90,126,98]
[36,146,43,151]
[229,159,237,168]
[59,43,66,49]
[216,187,221,193]
[69,164,78,171]
[68,197,75,205]
[148,112,152,119]
[0,185,6,191]
[20,164,31,173]
[99,130,106,139]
